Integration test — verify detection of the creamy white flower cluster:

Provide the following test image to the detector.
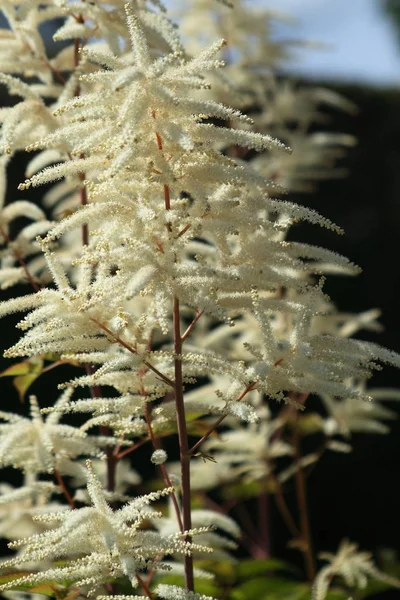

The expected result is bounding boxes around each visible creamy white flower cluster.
[0,1,399,600]
[0,461,213,595]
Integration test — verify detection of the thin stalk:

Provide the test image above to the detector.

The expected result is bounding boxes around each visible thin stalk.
[188,382,257,456]
[145,403,184,533]
[173,295,194,591]
[270,392,309,444]
[54,469,76,509]
[79,184,89,246]
[89,318,174,388]
[181,309,204,342]
[84,364,117,494]
[152,113,194,589]
[0,224,40,292]
[116,436,149,459]
[293,427,316,582]
[258,487,270,558]
[136,573,155,600]
[269,471,301,540]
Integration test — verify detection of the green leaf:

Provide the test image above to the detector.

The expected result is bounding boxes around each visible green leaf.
[198,559,236,583]
[324,590,349,600]
[221,479,264,501]
[13,373,40,402]
[297,413,324,435]
[0,357,43,401]
[237,559,300,580]
[231,577,310,600]
[0,572,66,598]
[0,571,33,585]
[0,360,38,377]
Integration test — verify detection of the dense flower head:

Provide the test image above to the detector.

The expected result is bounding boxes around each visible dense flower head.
[0,462,212,595]
[0,391,108,474]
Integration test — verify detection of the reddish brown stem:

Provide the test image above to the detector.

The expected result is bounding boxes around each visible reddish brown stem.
[41,359,78,374]
[145,404,184,533]
[136,573,155,600]
[293,427,316,582]
[41,57,67,85]
[258,488,270,558]
[89,318,174,388]
[269,472,301,540]
[116,436,149,459]
[271,392,309,443]
[181,309,204,342]
[176,223,191,238]
[84,365,117,495]
[188,382,257,456]
[0,224,40,292]
[79,184,89,246]
[54,469,76,509]
[173,296,194,591]
[152,112,194,588]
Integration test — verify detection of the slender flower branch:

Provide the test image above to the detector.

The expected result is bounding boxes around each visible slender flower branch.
[173,295,194,591]
[268,470,301,539]
[89,318,175,388]
[136,573,155,600]
[188,382,257,456]
[293,423,316,582]
[0,224,40,292]
[145,403,184,533]
[181,309,204,343]
[258,487,270,558]
[54,469,76,509]
[116,436,150,459]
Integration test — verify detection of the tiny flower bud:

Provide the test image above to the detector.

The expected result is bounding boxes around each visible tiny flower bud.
[151,449,168,465]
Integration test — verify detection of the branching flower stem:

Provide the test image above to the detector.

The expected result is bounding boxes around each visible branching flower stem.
[153,114,195,589]
[54,469,76,509]
[188,382,258,456]
[136,573,155,600]
[173,295,194,591]
[0,224,40,292]
[89,319,174,388]
[181,309,205,343]
[116,436,150,459]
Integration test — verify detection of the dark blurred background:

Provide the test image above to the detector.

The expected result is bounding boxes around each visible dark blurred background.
[2,0,400,596]
[269,1,400,594]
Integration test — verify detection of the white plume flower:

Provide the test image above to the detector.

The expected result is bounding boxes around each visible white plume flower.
[312,540,400,600]
[0,461,211,595]
[0,391,105,474]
